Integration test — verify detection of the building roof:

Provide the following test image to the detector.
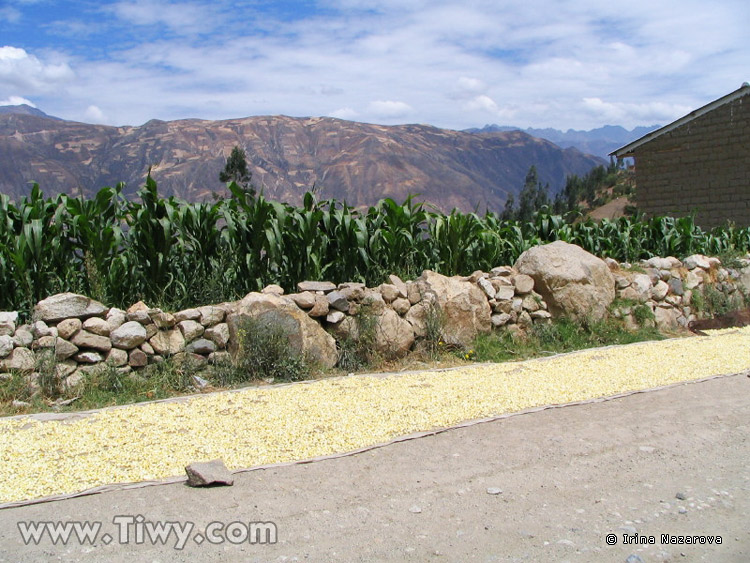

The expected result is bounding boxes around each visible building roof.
[610,83,750,157]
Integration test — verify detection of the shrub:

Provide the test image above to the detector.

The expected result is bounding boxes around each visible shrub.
[232,316,311,382]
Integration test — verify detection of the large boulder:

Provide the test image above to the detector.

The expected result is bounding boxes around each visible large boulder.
[227,293,338,369]
[414,271,491,345]
[373,309,415,358]
[33,293,107,323]
[514,241,615,321]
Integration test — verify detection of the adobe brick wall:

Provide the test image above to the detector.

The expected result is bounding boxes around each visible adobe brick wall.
[634,94,750,228]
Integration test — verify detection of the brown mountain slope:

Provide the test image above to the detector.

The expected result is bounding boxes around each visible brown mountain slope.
[0,114,603,211]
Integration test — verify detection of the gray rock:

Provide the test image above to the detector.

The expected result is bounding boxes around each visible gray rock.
[261,284,285,295]
[387,274,408,298]
[55,338,79,361]
[373,309,415,358]
[290,292,316,309]
[61,371,84,391]
[150,328,186,356]
[486,487,503,495]
[654,306,679,331]
[110,321,148,350]
[31,320,53,338]
[144,323,158,339]
[378,283,400,303]
[491,313,512,327]
[494,286,515,301]
[74,350,104,364]
[521,294,541,312]
[34,335,56,350]
[297,280,336,293]
[0,312,18,324]
[684,254,711,270]
[0,335,14,358]
[204,323,230,349]
[391,297,411,316]
[307,294,330,317]
[651,280,670,301]
[0,320,15,337]
[12,328,33,348]
[511,274,535,294]
[151,311,176,329]
[186,338,217,355]
[177,320,204,341]
[55,360,77,379]
[514,241,615,321]
[208,350,232,365]
[530,310,552,320]
[326,310,346,324]
[106,348,129,367]
[56,318,82,340]
[174,308,201,322]
[106,308,127,329]
[173,352,208,370]
[185,459,234,487]
[405,301,431,338]
[625,555,644,563]
[127,310,151,324]
[646,256,675,270]
[33,293,108,322]
[491,266,514,276]
[82,316,111,336]
[406,282,423,305]
[327,290,350,312]
[128,348,148,367]
[477,277,496,299]
[198,306,226,327]
[71,330,112,353]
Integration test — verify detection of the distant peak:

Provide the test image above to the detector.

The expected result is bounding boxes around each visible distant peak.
[0,104,62,120]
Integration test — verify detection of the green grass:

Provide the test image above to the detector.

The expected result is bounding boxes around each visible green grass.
[472,317,664,364]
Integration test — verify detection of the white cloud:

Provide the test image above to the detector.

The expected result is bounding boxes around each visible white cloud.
[367,100,413,119]
[0,95,36,107]
[0,46,74,97]
[11,0,748,130]
[84,105,106,123]
[0,6,22,23]
[328,107,358,120]
[582,97,693,126]
[109,0,222,34]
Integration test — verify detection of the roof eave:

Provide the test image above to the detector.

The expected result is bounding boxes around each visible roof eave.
[609,83,750,158]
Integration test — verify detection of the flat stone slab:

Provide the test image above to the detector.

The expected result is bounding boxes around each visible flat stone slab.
[297,281,336,293]
[185,459,234,487]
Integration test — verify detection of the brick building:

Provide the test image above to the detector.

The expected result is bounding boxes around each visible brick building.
[611,84,750,228]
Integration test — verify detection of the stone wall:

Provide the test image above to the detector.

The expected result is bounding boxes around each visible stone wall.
[1,247,749,390]
[633,93,750,228]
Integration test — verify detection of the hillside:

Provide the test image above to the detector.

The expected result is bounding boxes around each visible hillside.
[467,124,659,159]
[0,113,603,212]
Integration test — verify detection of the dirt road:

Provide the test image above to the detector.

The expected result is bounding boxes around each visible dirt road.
[1,373,748,562]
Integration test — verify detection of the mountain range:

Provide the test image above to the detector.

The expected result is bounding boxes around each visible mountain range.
[466,124,660,159]
[0,105,609,212]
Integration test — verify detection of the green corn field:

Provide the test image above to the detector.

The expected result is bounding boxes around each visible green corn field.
[1,176,749,317]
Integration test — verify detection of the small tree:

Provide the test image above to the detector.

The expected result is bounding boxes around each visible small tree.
[220,146,255,197]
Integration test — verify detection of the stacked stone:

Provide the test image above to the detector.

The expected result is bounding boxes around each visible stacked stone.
[2,249,749,381]
[608,254,747,331]
[0,293,233,389]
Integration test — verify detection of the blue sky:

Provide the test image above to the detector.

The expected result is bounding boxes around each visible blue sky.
[0,0,747,129]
